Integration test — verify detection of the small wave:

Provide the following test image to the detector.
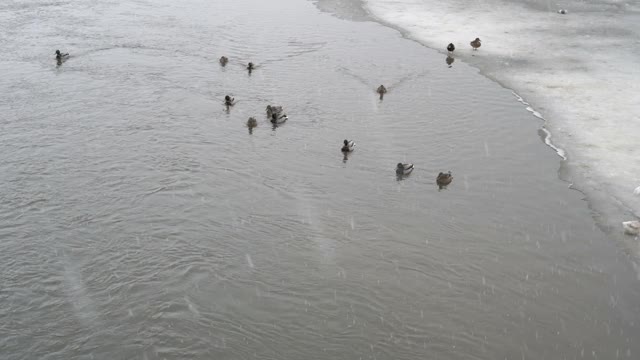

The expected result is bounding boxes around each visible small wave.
[513,91,567,161]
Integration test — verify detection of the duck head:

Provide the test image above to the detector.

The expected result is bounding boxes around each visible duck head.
[55,50,61,56]
[343,139,349,145]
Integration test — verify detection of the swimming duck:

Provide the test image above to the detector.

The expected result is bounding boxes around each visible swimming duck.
[55,49,69,60]
[377,85,387,99]
[447,43,455,52]
[558,9,567,14]
[436,171,453,186]
[247,62,255,72]
[622,220,640,236]
[266,105,283,117]
[470,38,481,50]
[396,163,414,175]
[247,117,258,129]
[224,95,235,107]
[271,113,288,124]
[219,56,229,66]
[341,139,355,152]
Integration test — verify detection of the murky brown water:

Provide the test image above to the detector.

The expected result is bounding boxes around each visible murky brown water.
[1,0,639,358]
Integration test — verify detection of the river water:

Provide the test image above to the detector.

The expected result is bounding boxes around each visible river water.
[1,0,639,359]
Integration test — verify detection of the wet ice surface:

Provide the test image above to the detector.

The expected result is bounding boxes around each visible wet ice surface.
[360,0,640,224]
[1,0,640,358]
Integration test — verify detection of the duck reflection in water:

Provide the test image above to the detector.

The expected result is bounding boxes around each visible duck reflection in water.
[446,55,455,68]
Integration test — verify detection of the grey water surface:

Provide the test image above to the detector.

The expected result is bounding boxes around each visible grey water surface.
[1,0,639,359]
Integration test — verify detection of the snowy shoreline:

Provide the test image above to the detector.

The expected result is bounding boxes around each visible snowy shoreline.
[358,0,640,226]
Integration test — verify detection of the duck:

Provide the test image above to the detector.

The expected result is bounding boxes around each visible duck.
[377,85,387,99]
[622,220,640,236]
[436,171,453,186]
[341,139,355,152]
[266,105,283,117]
[558,9,567,14]
[219,56,229,66]
[396,163,414,175]
[470,38,481,50]
[447,43,455,52]
[55,49,69,60]
[247,117,258,129]
[271,113,288,124]
[247,62,255,72]
[224,95,235,107]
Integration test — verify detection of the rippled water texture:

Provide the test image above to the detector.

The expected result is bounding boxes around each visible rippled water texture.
[1,0,639,359]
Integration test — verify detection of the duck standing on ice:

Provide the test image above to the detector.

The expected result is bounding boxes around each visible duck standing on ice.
[470,38,481,50]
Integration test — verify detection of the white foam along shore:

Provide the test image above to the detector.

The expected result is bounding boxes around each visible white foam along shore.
[361,0,640,220]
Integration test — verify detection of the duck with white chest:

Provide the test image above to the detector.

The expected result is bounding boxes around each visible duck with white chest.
[341,140,355,152]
